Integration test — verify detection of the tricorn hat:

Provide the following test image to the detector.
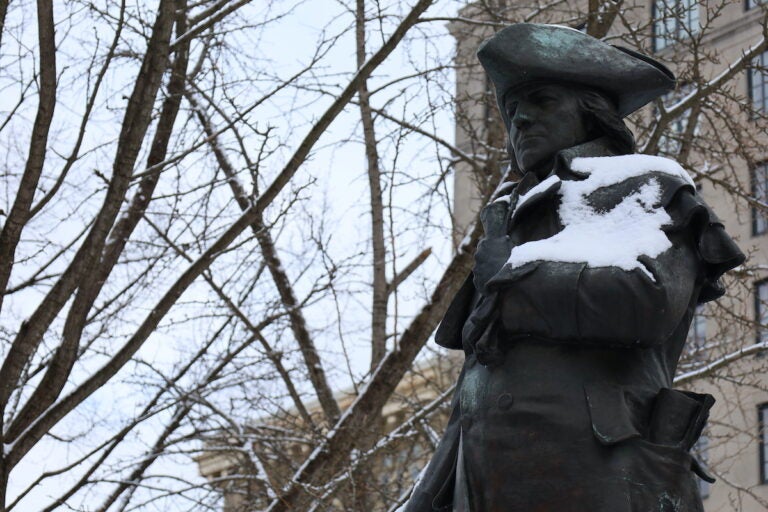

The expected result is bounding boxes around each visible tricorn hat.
[477,23,675,119]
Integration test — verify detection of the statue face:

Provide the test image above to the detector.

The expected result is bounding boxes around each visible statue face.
[504,83,590,177]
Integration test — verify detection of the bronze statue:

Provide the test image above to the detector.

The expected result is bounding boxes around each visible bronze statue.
[404,24,745,512]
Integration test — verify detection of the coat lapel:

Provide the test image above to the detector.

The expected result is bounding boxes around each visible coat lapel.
[507,174,562,230]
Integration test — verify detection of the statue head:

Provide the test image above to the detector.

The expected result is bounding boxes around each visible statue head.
[477,24,675,176]
[504,82,635,177]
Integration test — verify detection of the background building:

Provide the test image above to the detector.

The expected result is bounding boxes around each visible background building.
[197,354,460,511]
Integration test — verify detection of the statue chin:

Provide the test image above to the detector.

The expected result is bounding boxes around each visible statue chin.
[516,154,553,177]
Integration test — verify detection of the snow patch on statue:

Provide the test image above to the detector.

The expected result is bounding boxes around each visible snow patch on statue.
[506,155,694,279]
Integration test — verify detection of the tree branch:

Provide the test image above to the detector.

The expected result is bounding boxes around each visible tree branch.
[186,90,341,425]
[0,0,176,421]
[386,248,432,296]
[356,0,389,371]
[6,0,432,468]
[0,0,57,317]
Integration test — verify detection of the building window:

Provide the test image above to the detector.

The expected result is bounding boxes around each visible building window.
[746,0,765,10]
[652,0,700,52]
[756,281,768,344]
[749,51,768,113]
[753,163,768,236]
[760,404,768,484]
[658,114,688,156]
[693,434,711,498]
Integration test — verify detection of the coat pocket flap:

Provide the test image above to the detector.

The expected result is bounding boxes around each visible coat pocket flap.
[584,383,644,445]
[648,388,715,450]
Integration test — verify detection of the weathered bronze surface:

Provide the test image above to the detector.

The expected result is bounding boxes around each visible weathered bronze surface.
[404,24,745,512]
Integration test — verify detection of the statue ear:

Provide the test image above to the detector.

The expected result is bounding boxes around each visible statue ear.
[574,91,600,140]
[583,111,599,140]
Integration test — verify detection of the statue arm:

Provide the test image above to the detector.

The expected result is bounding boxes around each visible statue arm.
[495,185,744,347]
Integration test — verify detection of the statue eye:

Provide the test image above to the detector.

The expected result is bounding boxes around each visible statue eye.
[533,93,556,104]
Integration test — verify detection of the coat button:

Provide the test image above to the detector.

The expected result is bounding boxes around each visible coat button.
[496,393,514,410]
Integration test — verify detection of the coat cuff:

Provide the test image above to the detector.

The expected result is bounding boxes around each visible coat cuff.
[666,187,745,303]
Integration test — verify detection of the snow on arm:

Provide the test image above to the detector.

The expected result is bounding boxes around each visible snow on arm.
[506,155,694,279]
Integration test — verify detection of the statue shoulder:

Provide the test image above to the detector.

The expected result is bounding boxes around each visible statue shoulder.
[570,153,695,205]
[572,153,694,186]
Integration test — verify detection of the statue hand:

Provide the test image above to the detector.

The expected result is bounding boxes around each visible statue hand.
[473,201,512,293]
[480,201,509,238]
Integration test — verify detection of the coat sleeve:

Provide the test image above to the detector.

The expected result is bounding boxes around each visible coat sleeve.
[664,185,745,303]
[490,176,745,347]
[435,274,476,350]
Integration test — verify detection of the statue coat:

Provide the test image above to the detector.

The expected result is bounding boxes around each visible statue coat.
[404,139,744,512]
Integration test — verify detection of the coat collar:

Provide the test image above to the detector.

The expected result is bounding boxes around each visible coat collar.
[507,138,620,227]
[553,137,619,178]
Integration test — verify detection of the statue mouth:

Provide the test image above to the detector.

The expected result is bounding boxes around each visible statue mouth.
[515,134,546,149]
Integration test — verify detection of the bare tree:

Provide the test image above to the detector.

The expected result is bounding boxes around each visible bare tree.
[2,0,768,511]
[0,0,455,509]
